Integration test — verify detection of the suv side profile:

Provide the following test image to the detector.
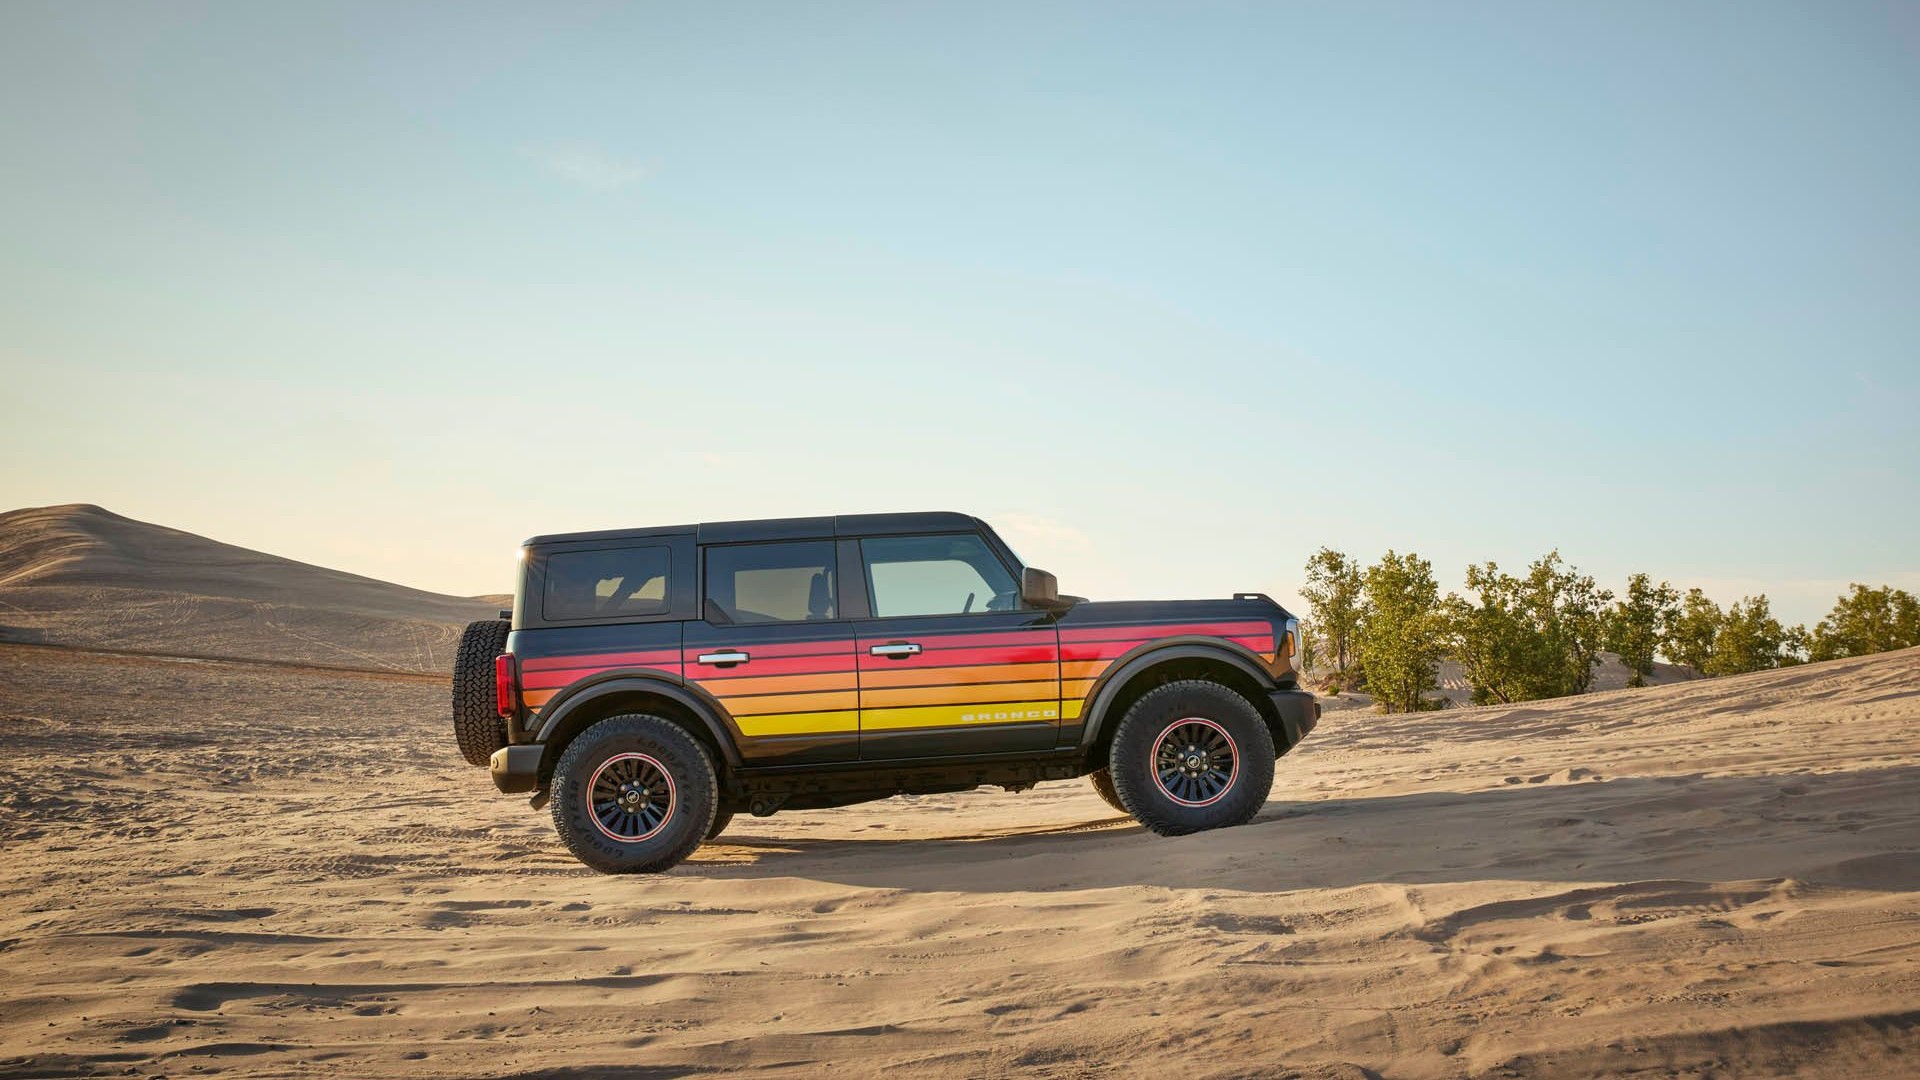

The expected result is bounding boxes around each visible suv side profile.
[452,512,1318,873]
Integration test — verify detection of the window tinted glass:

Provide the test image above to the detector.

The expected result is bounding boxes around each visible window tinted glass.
[704,541,837,624]
[863,534,1019,617]
[543,546,671,621]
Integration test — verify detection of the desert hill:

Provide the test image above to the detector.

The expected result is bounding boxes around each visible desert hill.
[0,503,497,673]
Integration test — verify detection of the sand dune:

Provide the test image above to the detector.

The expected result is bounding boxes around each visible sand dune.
[0,505,497,673]
[1,639,1913,1078]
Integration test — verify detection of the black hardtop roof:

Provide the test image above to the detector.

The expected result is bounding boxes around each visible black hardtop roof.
[523,511,989,548]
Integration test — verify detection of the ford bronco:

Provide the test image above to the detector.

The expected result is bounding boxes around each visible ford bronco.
[452,513,1318,873]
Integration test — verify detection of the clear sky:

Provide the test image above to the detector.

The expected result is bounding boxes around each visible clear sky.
[2,2,1915,627]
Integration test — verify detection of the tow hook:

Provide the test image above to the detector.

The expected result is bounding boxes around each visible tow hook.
[528,788,551,811]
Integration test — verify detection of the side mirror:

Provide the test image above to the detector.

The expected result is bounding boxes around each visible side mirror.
[1021,567,1074,612]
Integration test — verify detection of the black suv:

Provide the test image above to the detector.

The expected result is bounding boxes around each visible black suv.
[452,512,1318,873]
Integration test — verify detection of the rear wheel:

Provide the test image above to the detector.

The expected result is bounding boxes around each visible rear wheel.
[706,807,737,840]
[1086,768,1127,814]
[1107,680,1274,836]
[551,715,717,874]
[451,619,510,766]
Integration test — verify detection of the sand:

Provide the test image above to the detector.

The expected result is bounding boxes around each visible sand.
[1,638,1914,1079]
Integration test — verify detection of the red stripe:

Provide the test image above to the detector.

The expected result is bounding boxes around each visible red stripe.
[1062,634,1273,663]
[521,663,682,690]
[1058,621,1271,643]
[689,653,859,679]
[681,639,853,661]
[867,629,1059,651]
[520,650,682,673]
[858,643,1057,670]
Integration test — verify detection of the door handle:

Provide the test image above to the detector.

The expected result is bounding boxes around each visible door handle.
[696,650,751,666]
[869,642,922,659]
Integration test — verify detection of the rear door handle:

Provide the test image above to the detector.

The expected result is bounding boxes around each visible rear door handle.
[697,650,750,666]
[869,642,922,658]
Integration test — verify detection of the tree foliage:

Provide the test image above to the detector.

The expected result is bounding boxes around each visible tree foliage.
[1605,573,1680,687]
[1666,588,1723,673]
[1300,548,1363,677]
[1806,584,1920,661]
[1446,552,1612,704]
[1355,550,1445,714]
[1702,594,1796,675]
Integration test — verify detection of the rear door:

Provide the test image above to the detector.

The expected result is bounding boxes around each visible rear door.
[682,540,859,766]
[851,532,1061,760]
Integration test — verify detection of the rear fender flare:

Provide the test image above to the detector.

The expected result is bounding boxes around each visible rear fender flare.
[1076,639,1276,750]
[533,672,743,770]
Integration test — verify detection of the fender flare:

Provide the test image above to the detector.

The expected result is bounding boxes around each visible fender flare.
[532,671,744,770]
[1076,639,1277,750]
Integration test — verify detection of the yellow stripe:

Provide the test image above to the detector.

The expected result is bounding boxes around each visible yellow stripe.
[859,699,1063,732]
[1063,698,1084,721]
[861,682,1057,709]
[734,709,859,737]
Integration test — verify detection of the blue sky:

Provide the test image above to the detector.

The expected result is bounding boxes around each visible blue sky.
[2,2,1915,626]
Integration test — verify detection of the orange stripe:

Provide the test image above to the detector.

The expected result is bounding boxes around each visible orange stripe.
[688,671,857,697]
[720,690,859,716]
[858,661,1056,688]
[1062,659,1115,680]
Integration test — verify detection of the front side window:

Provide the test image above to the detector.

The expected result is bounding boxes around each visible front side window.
[862,534,1019,617]
[704,541,838,624]
[543,546,671,621]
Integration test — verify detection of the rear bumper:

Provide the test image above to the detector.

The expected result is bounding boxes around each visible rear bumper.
[1269,687,1320,749]
[489,744,543,793]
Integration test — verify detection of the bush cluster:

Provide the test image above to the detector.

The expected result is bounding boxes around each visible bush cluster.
[1297,546,1917,713]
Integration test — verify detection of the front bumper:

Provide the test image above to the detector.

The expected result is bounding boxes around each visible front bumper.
[1269,687,1320,749]
[489,744,543,793]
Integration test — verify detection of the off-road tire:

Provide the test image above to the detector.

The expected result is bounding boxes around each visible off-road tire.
[551,715,717,874]
[706,807,737,841]
[1086,768,1128,814]
[452,619,511,766]
[1108,680,1275,836]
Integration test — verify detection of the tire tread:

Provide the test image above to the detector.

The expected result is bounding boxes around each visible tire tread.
[451,619,511,766]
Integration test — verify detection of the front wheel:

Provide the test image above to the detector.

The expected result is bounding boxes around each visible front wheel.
[1107,680,1275,836]
[1086,768,1127,814]
[550,715,717,873]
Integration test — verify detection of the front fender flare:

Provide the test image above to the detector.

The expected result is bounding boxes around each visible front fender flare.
[532,672,743,770]
[1076,639,1277,750]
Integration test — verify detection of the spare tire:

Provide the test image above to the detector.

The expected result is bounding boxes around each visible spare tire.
[452,618,511,766]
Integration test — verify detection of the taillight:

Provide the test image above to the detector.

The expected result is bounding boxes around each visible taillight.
[494,654,516,717]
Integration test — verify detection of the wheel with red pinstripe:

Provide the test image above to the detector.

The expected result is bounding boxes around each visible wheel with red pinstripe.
[1086,768,1128,814]
[1107,681,1274,836]
[551,715,717,873]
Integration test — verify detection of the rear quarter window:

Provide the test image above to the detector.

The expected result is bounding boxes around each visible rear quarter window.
[542,546,672,621]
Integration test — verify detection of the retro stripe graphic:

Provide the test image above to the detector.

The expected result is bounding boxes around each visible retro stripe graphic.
[516,620,1274,738]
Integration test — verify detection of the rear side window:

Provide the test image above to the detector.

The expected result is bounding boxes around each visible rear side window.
[543,546,672,621]
[704,541,837,624]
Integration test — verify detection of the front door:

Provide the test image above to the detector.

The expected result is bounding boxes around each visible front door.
[683,539,859,766]
[852,532,1061,760]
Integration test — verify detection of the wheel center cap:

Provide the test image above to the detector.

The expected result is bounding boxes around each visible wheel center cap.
[1185,753,1205,771]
